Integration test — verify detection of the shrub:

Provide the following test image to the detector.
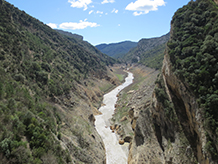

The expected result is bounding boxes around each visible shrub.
[14,74,25,83]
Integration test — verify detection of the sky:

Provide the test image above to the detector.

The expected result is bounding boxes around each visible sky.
[6,0,190,45]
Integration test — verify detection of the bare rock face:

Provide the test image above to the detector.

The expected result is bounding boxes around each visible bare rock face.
[128,53,212,164]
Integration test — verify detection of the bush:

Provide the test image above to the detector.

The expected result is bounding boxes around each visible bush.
[14,74,25,83]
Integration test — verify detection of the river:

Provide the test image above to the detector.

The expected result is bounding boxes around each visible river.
[95,72,134,164]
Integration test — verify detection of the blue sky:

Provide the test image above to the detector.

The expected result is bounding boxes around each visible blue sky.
[6,0,190,45]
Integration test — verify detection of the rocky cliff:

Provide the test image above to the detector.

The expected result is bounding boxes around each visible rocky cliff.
[128,0,218,163]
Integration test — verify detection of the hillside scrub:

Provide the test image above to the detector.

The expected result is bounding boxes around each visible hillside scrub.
[0,0,117,163]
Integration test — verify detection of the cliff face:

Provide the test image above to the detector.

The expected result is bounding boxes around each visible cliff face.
[129,0,218,163]
[128,48,212,164]
[128,54,203,164]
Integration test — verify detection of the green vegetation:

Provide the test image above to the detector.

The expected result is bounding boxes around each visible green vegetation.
[115,73,125,82]
[96,41,137,59]
[123,33,170,70]
[0,74,71,163]
[154,75,176,122]
[139,43,166,70]
[0,0,116,163]
[167,0,218,160]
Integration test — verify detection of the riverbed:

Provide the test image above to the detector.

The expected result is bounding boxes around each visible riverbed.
[95,72,134,164]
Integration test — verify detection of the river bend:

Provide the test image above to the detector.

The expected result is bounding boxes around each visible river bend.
[95,72,134,164]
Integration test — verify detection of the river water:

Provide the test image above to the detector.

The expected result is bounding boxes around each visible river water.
[95,72,134,164]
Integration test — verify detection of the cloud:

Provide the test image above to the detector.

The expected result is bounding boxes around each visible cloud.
[111,8,118,13]
[47,23,58,29]
[68,0,92,10]
[101,0,115,4]
[59,19,100,30]
[96,11,103,14]
[89,10,94,14]
[125,0,166,16]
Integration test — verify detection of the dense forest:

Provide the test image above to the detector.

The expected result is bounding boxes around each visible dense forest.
[167,0,218,159]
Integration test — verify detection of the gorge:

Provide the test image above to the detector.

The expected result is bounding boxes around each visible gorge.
[1,0,218,163]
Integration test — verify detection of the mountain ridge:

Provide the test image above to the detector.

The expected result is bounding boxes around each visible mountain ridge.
[123,33,170,63]
[96,41,137,58]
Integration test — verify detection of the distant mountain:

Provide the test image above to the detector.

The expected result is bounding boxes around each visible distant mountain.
[96,41,137,58]
[123,33,170,69]
[96,34,170,69]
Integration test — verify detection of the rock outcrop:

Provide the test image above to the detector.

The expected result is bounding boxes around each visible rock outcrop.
[128,53,210,164]
[128,0,218,163]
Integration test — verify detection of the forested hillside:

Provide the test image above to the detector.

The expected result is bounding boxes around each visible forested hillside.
[96,41,137,59]
[0,0,117,163]
[123,33,170,69]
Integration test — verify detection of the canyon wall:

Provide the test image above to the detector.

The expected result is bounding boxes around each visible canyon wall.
[128,0,218,163]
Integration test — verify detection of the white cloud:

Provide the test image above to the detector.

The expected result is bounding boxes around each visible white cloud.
[47,23,58,29]
[89,10,94,14]
[68,0,92,10]
[96,10,103,14]
[125,0,166,16]
[133,11,143,16]
[101,0,115,4]
[111,8,118,13]
[59,19,100,30]
[118,24,120,26]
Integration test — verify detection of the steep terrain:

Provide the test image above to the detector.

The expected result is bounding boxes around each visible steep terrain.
[55,30,83,41]
[0,0,121,163]
[96,41,137,59]
[123,33,170,69]
[125,0,218,163]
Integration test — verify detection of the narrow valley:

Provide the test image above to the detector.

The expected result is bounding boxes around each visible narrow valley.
[1,0,218,163]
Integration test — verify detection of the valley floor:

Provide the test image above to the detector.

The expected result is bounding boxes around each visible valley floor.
[108,64,159,162]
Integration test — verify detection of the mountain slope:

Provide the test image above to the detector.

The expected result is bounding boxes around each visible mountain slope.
[96,41,137,58]
[0,0,118,163]
[127,0,218,163]
[139,43,167,69]
[123,33,170,69]
[56,29,116,66]
[55,29,83,41]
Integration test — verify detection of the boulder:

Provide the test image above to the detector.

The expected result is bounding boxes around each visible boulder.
[127,90,135,94]
[120,116,128,122]
[119,139,125,145]
[124,136,132,143]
